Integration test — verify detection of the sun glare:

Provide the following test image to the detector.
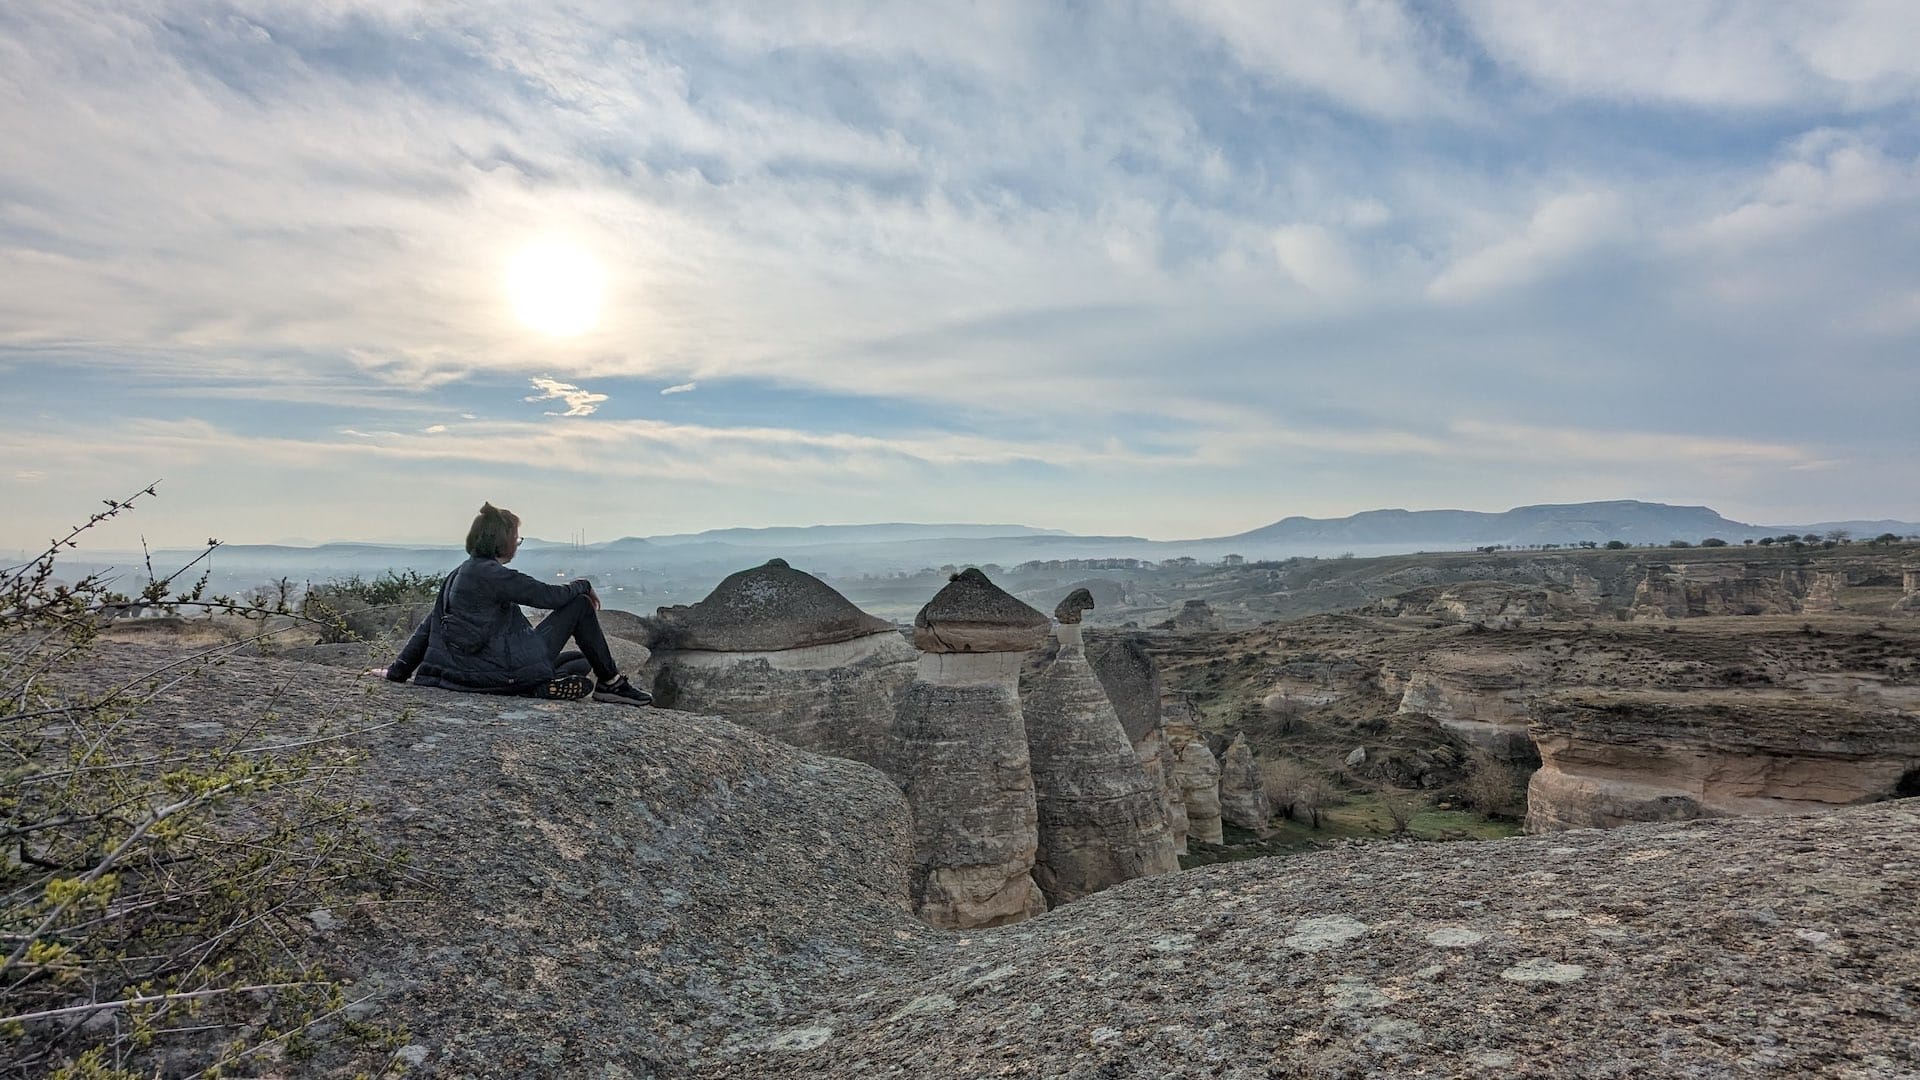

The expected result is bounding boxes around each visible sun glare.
[506,240,605,336]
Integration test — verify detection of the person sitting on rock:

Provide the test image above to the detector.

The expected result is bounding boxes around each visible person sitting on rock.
[366,502,652,706]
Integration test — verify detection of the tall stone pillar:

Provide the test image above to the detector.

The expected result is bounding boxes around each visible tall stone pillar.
[1023,591,1179,907]
[890,569,1050,928]
[1217,733,1273,830]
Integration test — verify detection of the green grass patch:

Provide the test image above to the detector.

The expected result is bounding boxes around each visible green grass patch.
[1178,792,1521,869]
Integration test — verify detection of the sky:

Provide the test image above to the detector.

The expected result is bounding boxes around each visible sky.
[3,1,1918,551]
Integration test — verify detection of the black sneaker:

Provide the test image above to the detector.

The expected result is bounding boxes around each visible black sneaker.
[594,674,653,707]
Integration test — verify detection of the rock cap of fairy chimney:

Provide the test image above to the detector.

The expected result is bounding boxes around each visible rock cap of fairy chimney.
[652,558,894,651]
[1053,588,1095,625]
[913,568,1050,653]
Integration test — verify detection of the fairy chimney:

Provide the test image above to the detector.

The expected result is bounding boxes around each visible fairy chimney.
[1217,733,1273,830]
[890,569,1051,928]
[1023,597,1179,907]
[643,559,915,769]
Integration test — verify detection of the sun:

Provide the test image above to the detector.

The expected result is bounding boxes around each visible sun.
[506,240,605,337]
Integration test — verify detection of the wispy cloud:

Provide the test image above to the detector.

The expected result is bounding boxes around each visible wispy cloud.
[2,2,1917,544]
[525,377,608,417]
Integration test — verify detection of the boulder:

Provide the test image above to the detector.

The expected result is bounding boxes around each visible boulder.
[1053,587,1095,625]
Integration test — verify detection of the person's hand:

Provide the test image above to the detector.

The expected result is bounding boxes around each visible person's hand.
[587,587,601,611]
[364,666,392,680]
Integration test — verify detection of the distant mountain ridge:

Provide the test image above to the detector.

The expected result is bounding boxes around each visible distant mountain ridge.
[1223,500,1787,547]
[642,523,1070,547]
[73,502,1917,595]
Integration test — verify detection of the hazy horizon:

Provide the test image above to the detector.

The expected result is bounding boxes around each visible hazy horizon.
[5,3,1917,551]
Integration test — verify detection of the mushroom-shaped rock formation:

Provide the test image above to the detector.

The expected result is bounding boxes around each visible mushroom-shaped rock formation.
[1089,635,1184,850]
[913,568,1052,653]
[642,559,915,769]
[891,570,1049,927]
[1217,733,1273,830]
[1022,603,1179,907]
[1168,737,1222,844]
[1053,587,1095,625]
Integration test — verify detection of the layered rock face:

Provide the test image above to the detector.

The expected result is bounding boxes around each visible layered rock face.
[891,570,1051,928]
[1526,689,1920,832]
[1628,563,1798,620]
[1216,733,1273,829]
[1168,728,1224,844]
[1023,617,1179,906]
[643,559,916,769]
[1896,565,1920,614]
[1389,652,1544,764]
[1800,570,1847,613]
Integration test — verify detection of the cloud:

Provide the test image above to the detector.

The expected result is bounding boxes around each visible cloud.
[660,382,697,395]
[1460,0,1920,111]
[1271,224,1363,299]
[1172,1,1469,118]
[1428,191,1627,302]
[525,377,608,417]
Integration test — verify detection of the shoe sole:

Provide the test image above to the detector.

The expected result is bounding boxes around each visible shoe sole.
[593,691,653,707]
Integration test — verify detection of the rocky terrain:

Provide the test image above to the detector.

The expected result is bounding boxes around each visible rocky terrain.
[63,640,1920,1078]
[1140,607,1920,831]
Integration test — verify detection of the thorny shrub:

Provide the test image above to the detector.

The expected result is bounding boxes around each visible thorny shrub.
[2,486,410,1078]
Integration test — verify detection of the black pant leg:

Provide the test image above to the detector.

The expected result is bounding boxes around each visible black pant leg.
[533,596,619,682]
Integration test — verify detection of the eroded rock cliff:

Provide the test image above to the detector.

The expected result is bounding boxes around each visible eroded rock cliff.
[1527,689,1920,832]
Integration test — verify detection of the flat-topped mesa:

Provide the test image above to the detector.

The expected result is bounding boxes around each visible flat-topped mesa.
[1628,562,1798,620]
[642,559,915,769]
[1023,598,1179,907]
[1088,634,1184,851]
[891,569,1048,928]
[1526,689,1920,833]
[913,568,1051,654]
[1217,733,1272,830]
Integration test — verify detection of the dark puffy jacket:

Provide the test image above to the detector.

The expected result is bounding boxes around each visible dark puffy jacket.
[388,557,591,693]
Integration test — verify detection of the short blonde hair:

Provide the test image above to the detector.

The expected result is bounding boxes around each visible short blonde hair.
[465,503,521,558]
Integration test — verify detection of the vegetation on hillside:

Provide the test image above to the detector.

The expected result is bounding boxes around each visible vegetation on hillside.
[2,487,408,1078]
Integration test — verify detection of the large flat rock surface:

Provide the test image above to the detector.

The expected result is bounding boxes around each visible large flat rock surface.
[74,642,1920,1079]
